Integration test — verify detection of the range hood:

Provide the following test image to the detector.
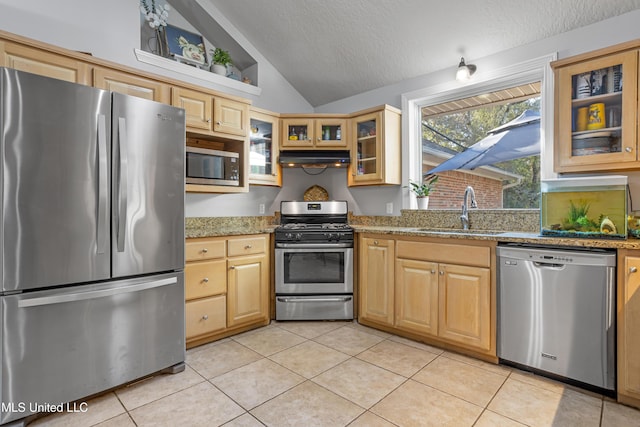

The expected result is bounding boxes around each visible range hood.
[279,150,351,168]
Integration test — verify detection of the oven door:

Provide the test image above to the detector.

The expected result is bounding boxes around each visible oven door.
[275,245,353,295]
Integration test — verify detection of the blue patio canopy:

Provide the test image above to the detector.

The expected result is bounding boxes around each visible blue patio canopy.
[428,110,540,174]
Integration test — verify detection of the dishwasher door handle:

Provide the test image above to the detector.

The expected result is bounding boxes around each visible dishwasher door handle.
[533,261,566,269]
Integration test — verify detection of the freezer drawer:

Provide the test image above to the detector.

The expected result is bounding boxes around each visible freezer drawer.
[0,272,185,425]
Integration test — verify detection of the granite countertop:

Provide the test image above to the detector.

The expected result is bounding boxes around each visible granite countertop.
[184,212,640,250]
[185,225,277,239]
[352,225,640,250]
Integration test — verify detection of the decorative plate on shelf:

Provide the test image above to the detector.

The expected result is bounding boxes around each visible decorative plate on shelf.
[303,185,329,201]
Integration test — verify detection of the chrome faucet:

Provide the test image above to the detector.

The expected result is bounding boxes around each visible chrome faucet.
[460,186,478,230]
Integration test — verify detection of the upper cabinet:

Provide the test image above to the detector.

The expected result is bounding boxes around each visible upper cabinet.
[280,116,348,150]
[171,87,249,138]
[0,40,90,85]
[93,67,170,103]
[249,108,281,186]
[349,105,401,186]
[552,44,639,172]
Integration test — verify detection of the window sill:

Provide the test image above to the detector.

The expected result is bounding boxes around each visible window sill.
[134,49,261,97]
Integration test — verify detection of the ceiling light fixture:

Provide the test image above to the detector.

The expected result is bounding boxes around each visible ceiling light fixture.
[456,57,476,81]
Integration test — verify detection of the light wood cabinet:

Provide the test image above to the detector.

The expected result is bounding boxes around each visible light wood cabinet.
[185,234,270,348]
[617,250,640,409]
[359,234,495,358]
[227,254,269,327]
[186,295,227,339]
[249,108,281,186]
[281,116,348,150]
[172,87,213,132]
[552,43,639,172]
[438,263,491,351]
[93,67,170,103]
[0,41,90,84]
[359,237,395,325]
[171,87,249,137]
[349,105,401,186]
[395,258,438,336]
[214,97,249,136]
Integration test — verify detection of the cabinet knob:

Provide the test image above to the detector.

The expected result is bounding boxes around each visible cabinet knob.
[439,271,444,275]
[216,121,222,125]
[373,240,379,245]
[202,277,209,283]
[202,314,209,320]
[626,147,633,153]
[431,270,436,274]
[630,266,638,273]
[245,245,252,249]
[206,119,211,123]
[229,265,236,270]
[202,248,208,253]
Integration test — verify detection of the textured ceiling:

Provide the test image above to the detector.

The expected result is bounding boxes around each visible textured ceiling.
[206,0,640,107]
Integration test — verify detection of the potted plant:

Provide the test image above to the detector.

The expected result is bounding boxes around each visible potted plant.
[210,47,232,75]
[407,174,438,209]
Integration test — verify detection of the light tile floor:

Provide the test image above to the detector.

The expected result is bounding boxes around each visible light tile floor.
[32,321,640,427]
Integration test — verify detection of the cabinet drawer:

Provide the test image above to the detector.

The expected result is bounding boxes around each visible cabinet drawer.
[186,295,226,339]
[185,260,227,300]
[228,236,267,256]
[397,241,490,268]
[186,239,225,261]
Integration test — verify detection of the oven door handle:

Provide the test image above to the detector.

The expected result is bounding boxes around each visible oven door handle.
[275,243,353,249]
[277,296,353,303]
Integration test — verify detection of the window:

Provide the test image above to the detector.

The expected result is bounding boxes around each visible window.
[401,54,556,210]
[422,85,541,208]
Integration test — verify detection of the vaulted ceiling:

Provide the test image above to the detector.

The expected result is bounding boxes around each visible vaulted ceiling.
[205,0,640,107]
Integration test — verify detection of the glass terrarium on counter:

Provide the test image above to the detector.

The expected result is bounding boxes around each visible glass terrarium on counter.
[541,176,627,239]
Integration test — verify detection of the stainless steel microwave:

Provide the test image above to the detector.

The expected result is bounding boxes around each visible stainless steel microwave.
[186,146,240,186]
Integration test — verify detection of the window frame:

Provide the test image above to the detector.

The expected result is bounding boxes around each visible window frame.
[400,53,557,209]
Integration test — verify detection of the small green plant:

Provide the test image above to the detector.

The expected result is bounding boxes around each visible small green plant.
[210,47,232,66]
[564,199,598,231]
[406,174,438,197]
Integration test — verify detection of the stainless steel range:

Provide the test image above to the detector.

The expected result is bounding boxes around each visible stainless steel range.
[275,201,354,320]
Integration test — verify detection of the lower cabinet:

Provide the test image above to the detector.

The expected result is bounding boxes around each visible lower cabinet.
[617,250,640,409]
[359,237,395,325]
[395,258,438,336]
[185,234,270,348]
[359,234,495,357]
[438,263,491,351]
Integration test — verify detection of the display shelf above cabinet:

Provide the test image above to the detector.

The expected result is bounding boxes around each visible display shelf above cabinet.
[134,49,261,97]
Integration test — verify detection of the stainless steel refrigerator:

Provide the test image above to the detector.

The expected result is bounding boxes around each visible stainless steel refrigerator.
[0,68,186,425]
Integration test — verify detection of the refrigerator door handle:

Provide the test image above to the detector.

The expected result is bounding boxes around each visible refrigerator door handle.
[116,117,129,252]
[18,277,178,308]
[96,114,108,255]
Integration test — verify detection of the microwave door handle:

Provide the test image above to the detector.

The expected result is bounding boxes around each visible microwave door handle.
[96,114,108,255]
[116,117,128,252]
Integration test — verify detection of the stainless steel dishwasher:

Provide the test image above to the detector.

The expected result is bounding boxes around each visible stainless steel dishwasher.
[497,244,616,392]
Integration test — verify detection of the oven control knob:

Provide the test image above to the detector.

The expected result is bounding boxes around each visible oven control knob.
[285,233,293,239]
[295,233,302,240]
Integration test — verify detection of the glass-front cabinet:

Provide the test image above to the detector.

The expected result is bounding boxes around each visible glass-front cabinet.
[553,49,638,172]
[249,109,281,186]
[348,105,401,186]
[280,116,348,150]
